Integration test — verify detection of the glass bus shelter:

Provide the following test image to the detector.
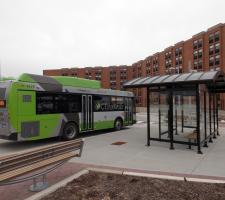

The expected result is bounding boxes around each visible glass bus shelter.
[124,70,225,154]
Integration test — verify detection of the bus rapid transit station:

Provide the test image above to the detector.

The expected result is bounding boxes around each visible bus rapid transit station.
[124,70,225,154]
[0,73,135,141]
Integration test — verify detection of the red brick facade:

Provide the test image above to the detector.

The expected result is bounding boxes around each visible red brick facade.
[43,23,225,108]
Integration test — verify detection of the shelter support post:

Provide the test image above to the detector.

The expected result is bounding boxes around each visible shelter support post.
[196,85,202,154]
[168,89,174,150]
[213,93,216,139]
[158,89,161,140]
[181,95,184,133]
[175,96,178,135]
[203,92,208,148]
[216,94,219,136]
[147,87,150,146]
[209,94,213,143]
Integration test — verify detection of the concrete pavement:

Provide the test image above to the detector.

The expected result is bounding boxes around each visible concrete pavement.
[71,113,225,177]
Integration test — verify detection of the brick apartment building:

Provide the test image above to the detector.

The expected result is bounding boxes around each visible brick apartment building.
[43,23,225,108]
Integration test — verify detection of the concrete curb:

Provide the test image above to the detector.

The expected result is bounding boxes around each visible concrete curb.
[89,168,225,183]
[123,171,225,183]
[123,171,184,181]
[186,177,225,184]
[24,167,225,200]
[25,169,89,200]
[87,167,123,175]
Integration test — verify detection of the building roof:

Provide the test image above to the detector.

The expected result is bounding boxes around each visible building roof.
[123,70,225,88]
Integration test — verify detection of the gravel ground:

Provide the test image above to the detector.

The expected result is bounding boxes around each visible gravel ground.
[42,172,225,200]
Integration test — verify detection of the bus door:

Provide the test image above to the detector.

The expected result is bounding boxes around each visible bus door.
[81,95,93,131]
[124,97,133,124]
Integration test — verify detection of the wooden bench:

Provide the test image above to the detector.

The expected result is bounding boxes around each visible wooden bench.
[0,138,84,191]
[184,130,197,149]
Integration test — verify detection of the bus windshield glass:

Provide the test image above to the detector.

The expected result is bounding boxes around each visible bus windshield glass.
[0,82,8,100]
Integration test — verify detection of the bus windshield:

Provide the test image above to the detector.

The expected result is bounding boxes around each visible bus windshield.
[0,82,9,100]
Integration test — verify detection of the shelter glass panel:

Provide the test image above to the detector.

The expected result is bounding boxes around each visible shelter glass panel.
[159,92,169,139]
[186,72,204,81]
[174,73,192,82]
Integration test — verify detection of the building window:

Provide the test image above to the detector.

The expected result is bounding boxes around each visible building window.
[110,70,116,80]
[198,39,203,48]
[198,60,203,69]
[209,45,214,55]
[215,55,220,65]
[179,47,182,55]
[95,70,102,81]
[209,34,214,44]
[193,41,198,50]
[95,76,101,81]
[209,56,214,67]
[175,49,179,56]
[85,72,92,79]
[215,31,220,42]
[215,43,220,54]
[165,51,173,74]
[110,81,116,89]
[194,50,198,59]
[198,49,202,58]
[71,73,77,77]
[194,60,198,69]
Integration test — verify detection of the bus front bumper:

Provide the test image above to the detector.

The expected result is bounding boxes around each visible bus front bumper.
[0,132,18,141]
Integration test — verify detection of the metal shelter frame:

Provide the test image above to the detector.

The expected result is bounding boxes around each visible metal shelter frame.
[124,70,225,154]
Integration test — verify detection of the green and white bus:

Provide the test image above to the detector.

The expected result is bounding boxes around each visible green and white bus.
[0,73,135,141]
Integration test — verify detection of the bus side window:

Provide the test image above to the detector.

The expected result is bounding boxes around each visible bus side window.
[36,94,54,114]
[54,94,81,113]
[93,95,110,112]
[66,94,81,113]
[36,92,81,114]
[23,95,32,102]
[111,96,124,111]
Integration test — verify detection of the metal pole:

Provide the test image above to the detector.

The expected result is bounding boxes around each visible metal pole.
[209,93,213,143]
[181,95,184,133]
[196,85,202,154]
[147,87,150,146]
[168,88,174,150]
[203,92,208,147]
[175,96,178,135]
[158,88,161,140]
[213,93,216,139]
[216,94,219,136]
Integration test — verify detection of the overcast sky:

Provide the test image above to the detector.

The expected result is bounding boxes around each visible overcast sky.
[0,0,225,77]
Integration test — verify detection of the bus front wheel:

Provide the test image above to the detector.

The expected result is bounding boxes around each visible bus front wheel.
[63,122,78,140]
[114,118,123,131]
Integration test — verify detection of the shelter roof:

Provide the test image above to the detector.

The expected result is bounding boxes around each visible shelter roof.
[123,70,225,88]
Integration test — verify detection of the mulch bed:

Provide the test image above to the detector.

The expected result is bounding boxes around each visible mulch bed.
[42,172,225,200]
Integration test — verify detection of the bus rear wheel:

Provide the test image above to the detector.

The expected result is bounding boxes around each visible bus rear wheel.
[62,122,78,140]
[114,118,123,131]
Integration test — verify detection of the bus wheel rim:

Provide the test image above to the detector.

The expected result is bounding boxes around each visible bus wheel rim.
[66,126,76,138]
[116,120,121,129]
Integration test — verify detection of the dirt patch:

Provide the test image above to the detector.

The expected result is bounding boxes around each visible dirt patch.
[42,172,225,200]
